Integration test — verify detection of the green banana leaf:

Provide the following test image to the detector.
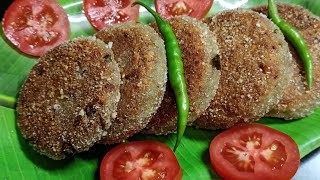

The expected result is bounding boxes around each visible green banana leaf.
[1,0,320,179]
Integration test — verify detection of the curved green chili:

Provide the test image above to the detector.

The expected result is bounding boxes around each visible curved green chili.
[0,94,16,109]
[132,1,189,151]
[268,0,313,89]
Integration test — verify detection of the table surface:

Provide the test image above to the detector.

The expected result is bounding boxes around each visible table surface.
[294,147,320,179]
[1,1,319,179]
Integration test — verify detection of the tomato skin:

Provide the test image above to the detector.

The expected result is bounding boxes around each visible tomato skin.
[83,0,140,30]
[155,0,214,20]
[209,124,300,180]
[100,140,182,180]
[2,0,70,57]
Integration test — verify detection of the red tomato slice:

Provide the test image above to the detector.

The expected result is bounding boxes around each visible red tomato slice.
[83,0,140,30]
[209,124,300,180]
[155,0,213,20]
[2,0,70,57]
[100,140,182,180]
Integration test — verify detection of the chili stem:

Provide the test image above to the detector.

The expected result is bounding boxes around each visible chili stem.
[132,1,189,151]
[268,0,313,89]
[0,94,16,109]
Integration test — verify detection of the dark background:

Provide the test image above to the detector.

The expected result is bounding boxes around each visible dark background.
[0,1,12,19]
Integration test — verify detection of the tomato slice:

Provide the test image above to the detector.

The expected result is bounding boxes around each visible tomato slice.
[83,0,140,30]
[100,140,182,180]
[2,0,70,57]
[155,0,214,20]
[209,124,300,180]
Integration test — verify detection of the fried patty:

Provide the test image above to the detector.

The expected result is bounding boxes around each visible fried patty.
[194,9,294,129]
[17,37,121,160]
[143,16,220,135]
[96,21,167,143]
[253,3,320,119]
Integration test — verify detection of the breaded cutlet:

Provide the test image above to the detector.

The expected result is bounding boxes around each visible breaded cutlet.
[253,3,320,119]
[194,9,294,129]
[143,16,220,135]
[17,37,121,160]
[96,21,167,143]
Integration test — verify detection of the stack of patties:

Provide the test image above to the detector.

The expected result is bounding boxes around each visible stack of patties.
[16,3,320,160]
[17,22,168,159]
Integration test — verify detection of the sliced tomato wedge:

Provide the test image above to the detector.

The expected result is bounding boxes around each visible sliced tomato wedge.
[2,0,70,57]
[100,140,182,180]
[209,124,300,180]
[83,0,140,30]
[155,0,213,20]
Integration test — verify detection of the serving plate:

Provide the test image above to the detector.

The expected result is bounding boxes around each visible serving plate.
[0,0,320,179]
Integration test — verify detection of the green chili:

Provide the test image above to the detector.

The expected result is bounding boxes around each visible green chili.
[0,94,16,109]
[268,0,313,89]
[132,1,189,151]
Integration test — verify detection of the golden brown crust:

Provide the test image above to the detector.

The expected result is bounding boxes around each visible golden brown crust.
[194,9,293,129]
[16,37,120,159]
[143,16,220,135]
[253,3,320,119]
[96,21,167,143]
